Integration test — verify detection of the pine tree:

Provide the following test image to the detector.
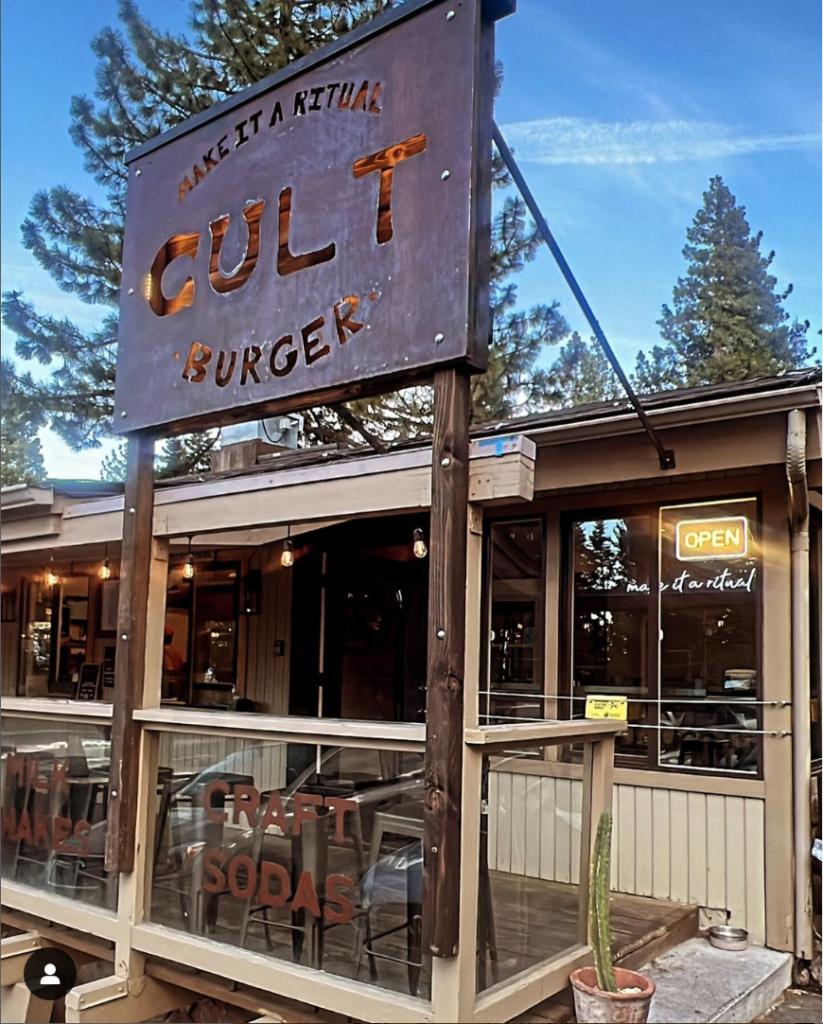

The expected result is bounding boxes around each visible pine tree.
[1,360,46,486]
[636,175,812,390]
[633,344,685,392]
[3,5,569,470]
[2,0,390,477]
[548,331,619,407]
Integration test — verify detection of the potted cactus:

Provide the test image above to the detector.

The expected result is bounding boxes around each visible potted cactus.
[570,811,655,1023]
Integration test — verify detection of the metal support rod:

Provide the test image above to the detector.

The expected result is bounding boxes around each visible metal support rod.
[492,121,676,471]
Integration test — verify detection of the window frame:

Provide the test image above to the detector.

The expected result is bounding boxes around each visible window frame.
[560,493,764,779]
[480,515,548,728]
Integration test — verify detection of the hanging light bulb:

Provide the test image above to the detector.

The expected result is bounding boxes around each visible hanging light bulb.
[281,526,294,568]
[183,536,196,580]
[413,527,428,559]
[99,545,112,580]
[46,563,60,589]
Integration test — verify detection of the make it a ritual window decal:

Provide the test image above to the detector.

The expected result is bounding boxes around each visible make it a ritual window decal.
[114,0,493,435]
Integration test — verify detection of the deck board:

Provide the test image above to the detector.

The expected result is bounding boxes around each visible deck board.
[151,856,696,1020]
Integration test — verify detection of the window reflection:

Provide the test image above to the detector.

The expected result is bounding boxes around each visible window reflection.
[571,516,651,759]
[485,521,544,725]
[162,563,240,708]
[150,734,427,998]
[659,500,760,772]
[0,718,115,909]
[566,498,762,774]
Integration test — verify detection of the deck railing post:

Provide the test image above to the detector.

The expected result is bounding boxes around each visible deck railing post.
[578,735,616,945]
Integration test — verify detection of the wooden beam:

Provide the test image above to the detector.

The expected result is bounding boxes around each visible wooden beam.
[0,983,52,1024]
[578,736,616,944]
[0,932,42,986]
[423,367,472,958]
[64,973,191,1024]
[105,432,155,874]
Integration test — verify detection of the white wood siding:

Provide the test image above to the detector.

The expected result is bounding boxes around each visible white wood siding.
[157,733,287,794]
[487,772,766,943]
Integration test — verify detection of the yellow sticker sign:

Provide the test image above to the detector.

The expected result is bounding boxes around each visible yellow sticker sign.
[585,695,628,721]
[676,516,748,561]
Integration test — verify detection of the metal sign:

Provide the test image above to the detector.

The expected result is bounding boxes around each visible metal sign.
[585,695,628,722]
[676,516,749,561]
[114,0,495,435]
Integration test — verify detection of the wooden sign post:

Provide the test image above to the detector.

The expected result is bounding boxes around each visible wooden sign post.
[105,433,155,873]
[109,0,514,962]
[424,367,472,957]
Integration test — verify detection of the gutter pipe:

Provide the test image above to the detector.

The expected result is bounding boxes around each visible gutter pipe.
[787,407,813,961]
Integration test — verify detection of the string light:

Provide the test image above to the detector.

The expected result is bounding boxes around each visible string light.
[281,525,294,568]
[413,527,428,559]
[99,544,112,580]
[183,536,196,580]
[45,554,59,589]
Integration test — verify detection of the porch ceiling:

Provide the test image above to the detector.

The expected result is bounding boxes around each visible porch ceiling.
[0,442,535,556]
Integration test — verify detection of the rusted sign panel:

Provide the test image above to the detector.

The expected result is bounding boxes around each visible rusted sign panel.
[114,0,493,435]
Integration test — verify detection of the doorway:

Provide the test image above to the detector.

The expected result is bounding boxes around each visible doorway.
[288,516,429,723]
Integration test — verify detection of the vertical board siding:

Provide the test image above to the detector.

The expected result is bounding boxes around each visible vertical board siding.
[669,791,690,904]
[651,788,671,899]
[488,772,766,942]
[725,796,748,933]
[617,786,636,895]
[634,787,653,897]
[525,775,542,878]
[706,794,727,911]
[245,546,292,714]
[538,777,556,881]
[554,778,573,884]
[687,792,708,907]
[510,773,527,875]
[744,799,767,944]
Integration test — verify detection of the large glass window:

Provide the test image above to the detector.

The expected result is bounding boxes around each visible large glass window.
[483,520,544,725]
[658,499,760,772]
[567,497,761,774]
[162,562,240,708]
[18,577,91,698]
[150,732,427,999]
[571,515,652,760]
[19,581,53,697]
[1,717,116,910]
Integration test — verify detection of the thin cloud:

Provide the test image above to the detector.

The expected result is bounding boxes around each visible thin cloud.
[499,118,820,166]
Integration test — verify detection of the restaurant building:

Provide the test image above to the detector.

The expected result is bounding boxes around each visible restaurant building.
[1,368,820,1021]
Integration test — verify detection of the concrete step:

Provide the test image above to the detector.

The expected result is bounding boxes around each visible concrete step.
[642,938,793,1023]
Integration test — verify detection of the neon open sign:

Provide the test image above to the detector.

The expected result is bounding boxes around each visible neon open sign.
[675,516,749,561]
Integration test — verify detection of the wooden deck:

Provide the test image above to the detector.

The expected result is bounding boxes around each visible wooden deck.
[149,860,697,1022]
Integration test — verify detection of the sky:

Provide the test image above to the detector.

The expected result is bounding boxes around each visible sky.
[1,0,821,480]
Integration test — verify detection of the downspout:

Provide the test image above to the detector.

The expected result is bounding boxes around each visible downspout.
[787,407,813,961]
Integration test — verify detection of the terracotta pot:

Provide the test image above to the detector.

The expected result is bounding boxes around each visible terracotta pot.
[570,966,655,1023]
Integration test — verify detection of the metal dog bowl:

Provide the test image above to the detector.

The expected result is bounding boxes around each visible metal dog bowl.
[708,925,749,951]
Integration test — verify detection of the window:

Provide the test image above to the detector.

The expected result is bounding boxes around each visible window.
[1,717,115,910]
[571,515,653,760]
[162,562,240,708]
[483,520,544,725]
[566,498,761,774]
[18,577,90,698]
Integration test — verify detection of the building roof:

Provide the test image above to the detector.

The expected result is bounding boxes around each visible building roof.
[156,366,822,487]
[1,367,819,499]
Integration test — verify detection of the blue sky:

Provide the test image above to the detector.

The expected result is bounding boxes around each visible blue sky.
[2,0,820,479]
